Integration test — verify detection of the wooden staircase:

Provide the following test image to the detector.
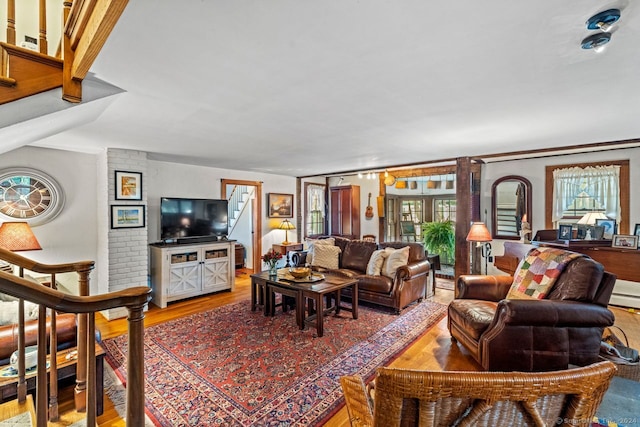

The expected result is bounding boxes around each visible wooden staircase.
[1,0,128,105]
[0,247,151,426]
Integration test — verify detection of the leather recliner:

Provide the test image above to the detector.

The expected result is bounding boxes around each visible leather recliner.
[448,254,616,372]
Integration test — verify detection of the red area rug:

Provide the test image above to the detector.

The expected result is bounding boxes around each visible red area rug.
[103,299,446,426]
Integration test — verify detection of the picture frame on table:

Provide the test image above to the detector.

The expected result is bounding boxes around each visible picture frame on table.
[268,193,293,218]
[635,224,640,248]
[111,205,145,229]
[611,234,638,249]
[595,218,616,239]
[558,224,573,241]
[115,170,143,200]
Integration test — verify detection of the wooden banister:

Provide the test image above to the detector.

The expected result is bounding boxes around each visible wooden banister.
[0,249,151,427]
[6,0,16,45]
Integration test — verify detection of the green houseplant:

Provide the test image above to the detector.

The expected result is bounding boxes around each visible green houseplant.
[422,220,455,264]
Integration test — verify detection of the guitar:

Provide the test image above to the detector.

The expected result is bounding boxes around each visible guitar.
[365,193,374,219]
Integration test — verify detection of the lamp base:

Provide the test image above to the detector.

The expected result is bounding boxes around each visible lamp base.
[281,241,291,246]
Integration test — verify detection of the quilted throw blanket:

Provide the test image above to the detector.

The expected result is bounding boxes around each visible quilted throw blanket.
[507,248,582,299]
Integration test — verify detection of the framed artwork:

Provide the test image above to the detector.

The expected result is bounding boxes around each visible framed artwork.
[268,193,293,218]
[634,224,640,247]
[558,224,573,240]
[595,218,616,239]
[611,234,638,249]
[115,170,142,200]
[111,205,145,229]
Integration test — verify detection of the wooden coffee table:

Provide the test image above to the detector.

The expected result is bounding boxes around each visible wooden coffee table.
[250,270,358,337]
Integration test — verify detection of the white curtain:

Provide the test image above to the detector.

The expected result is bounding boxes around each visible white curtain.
[306,185,325,235]
[552,165,621,223]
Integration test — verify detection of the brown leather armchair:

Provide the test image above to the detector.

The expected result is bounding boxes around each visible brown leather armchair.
[448,254,616,371]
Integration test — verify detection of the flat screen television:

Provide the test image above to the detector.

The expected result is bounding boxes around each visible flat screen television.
[160,197,228,241]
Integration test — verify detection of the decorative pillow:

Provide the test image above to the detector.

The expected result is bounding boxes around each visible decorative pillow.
[305,238,335,265]
[366,249,390,276]
[382,246,410,278]
[311,244,341,270]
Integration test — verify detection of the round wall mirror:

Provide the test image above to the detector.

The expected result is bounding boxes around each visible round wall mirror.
[491,175,532,240]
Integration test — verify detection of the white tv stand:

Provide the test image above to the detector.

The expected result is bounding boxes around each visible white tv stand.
[149,240,235,308]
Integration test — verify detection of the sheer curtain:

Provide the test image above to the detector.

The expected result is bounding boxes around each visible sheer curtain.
[552,165,620,224]
[306,184,325,237]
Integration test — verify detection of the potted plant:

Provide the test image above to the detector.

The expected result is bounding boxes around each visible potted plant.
[422,220,455,265]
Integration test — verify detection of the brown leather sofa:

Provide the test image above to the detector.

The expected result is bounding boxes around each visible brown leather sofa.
[0,314,78,365]
[448,254,616,372]
[292,236,429,313]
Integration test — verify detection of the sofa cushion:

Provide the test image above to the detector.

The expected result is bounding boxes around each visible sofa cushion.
[342,240,377,273]
[305,237,335,265]
[366,249,390,275]
[546,257,604,302]
[448,299,498,341]
[312,244,341,270]
[0,300,40,326]
[382,246,410,278]
[358,275,394,294]
[379,242,426,262]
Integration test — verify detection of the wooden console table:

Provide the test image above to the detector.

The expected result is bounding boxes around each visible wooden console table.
[272,243,303,267]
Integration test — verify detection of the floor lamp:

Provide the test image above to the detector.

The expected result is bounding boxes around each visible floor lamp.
[466,222,492,275]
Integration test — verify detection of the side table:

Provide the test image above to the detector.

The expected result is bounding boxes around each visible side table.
[272,243,303,267]
[426,254,440,296]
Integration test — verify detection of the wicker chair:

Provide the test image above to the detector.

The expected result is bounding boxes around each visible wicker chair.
[340,361,616,426]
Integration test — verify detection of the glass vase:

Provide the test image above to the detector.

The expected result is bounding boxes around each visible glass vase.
[268,263,278,276]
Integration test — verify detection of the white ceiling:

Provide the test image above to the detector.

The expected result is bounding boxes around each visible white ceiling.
[24,0,640,176]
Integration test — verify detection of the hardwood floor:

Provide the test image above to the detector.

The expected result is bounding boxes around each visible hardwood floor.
[57,268,639,426]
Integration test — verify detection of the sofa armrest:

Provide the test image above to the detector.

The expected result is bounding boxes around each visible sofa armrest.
[493,299,615,327]
[456,275,513,301]
[397,259,429,280]
[290,251,308,267]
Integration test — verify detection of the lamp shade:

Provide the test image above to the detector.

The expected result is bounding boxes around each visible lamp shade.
[0,222,42,251]
[577,212,608,225]
[466,222,492,242]
[278,219,295,231]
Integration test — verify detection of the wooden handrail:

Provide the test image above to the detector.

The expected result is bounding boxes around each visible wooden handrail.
[0,256,151,426]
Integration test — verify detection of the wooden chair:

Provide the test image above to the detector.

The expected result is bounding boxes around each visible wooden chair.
[340,361,616,426]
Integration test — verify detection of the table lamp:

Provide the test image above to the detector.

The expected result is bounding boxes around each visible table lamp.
[278,219,295,245]
[466,222,492,275]
[577,212,607,225]
[0,222,42,251]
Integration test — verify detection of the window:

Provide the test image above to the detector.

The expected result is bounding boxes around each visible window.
[545,160,630,232]
[304,183,325,238]
[434,198,456,223]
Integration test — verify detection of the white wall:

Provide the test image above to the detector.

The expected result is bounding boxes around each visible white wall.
[147,160,296,269]
[0,146,99,292]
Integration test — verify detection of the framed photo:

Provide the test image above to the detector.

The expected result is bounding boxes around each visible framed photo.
[611,234,638,249]
[634,224,640,248]
[111,205,145,229]
[558,224,573,241]
[115,170,142,200]
[268,193,293,218]
[595,218,616,239]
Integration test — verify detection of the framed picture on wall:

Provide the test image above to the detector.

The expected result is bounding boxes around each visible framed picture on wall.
[111,205,145,229]
[115,170,142,200]
[595,218,616,239]
[268,193,293,218]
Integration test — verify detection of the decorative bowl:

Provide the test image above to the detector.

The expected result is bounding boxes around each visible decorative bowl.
[289,266,311,279]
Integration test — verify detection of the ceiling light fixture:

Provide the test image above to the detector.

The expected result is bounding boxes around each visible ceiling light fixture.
[586,9,621,32]
[581,32,612,52]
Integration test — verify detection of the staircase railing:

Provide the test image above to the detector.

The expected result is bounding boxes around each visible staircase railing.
[227,184,253,236]
[0,247,151,426]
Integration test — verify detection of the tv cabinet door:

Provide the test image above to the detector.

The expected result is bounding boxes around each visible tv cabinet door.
[201,244,231,292]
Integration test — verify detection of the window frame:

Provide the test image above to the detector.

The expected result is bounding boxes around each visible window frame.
[303,182,326,239]
[545,160,629,233]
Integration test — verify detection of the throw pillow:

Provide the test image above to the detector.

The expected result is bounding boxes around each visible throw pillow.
[382,246,410,278]
[0,300,40,326]
[366,249,391,276]
[311,244,341,270]
[305,237,335,265]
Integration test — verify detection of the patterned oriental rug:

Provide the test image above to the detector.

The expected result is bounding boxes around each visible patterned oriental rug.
[102,299,446,426]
